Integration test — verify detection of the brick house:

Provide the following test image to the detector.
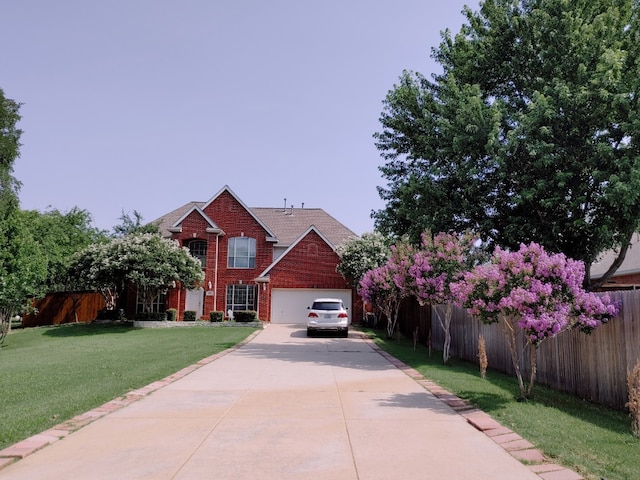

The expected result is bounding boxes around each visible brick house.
[136,185,361,323]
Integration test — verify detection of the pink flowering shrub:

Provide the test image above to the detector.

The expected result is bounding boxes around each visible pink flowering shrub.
[359,240,413,338]
[401,231,481,363]
[451,242,618,398]
[404,231,479,305]
[453,242,617,344]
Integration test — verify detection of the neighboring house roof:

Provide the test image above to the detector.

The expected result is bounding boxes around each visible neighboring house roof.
[151,191,357,248]
[590,232,640,279]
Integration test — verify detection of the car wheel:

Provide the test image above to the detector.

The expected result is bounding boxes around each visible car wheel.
[342,329,349,338]
[307,327,314,337]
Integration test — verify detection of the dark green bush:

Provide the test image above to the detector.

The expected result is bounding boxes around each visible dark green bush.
[134,312,167,321]
[233,310,258,322]
[209,311,224,322]
[96,309,125,321]
[183,310,197,322]
[166,308,177,321]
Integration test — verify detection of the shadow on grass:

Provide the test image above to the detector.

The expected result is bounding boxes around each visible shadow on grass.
[42,322,135,337]
[455,390,514,412]
[361,327,633,437]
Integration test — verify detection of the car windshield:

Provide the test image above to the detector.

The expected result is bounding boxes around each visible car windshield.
[312,301,342,311]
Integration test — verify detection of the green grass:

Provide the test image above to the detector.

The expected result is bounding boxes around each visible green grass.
[0,323,256,450]
[362,328,639,480]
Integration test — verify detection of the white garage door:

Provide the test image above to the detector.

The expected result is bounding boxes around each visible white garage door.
[270,288,352,324]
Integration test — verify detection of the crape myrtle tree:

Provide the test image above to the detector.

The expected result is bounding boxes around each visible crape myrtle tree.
[451,242,618,400]
[401,231,484,364]
[374,0,640,288]
[123,234,204,315]
[336,231,390,287]
[358,238,413,338]
[69,233,204,316]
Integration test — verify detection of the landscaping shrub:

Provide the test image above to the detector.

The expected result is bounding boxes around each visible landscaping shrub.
[478,334,488,379]
[96,309,125,321]
[627,358,640,437]
[183,310,197,322]
[233,310,257,322]
[134,312,167,321]
[209,311,224,322]
[166,308,177,321]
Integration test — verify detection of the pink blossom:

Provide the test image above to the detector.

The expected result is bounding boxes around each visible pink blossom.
[451,242,618,345]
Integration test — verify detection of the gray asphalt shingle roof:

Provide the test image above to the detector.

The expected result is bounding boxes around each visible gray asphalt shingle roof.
[152,202,357,248]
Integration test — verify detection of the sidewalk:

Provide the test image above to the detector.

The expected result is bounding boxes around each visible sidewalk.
[0,325,581,479]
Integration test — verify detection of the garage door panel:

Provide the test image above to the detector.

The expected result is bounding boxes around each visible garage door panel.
[271,289,352,324]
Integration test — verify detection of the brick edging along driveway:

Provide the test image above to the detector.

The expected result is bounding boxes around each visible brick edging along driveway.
[357,332,585,480]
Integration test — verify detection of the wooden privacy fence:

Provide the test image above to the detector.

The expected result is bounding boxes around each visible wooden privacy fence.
[22,292,105,327]
[428,290,640,410]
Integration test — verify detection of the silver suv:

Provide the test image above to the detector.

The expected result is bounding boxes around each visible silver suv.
[306,298,349,337]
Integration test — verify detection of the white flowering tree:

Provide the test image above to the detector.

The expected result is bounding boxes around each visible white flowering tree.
[336,231,390,287]
[69,233,204,315]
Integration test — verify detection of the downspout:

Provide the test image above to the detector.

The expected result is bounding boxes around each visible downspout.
[214,234,219,311]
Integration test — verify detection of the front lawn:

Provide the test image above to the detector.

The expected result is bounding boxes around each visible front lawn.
[362,328,639,480]
[0,323,257,450]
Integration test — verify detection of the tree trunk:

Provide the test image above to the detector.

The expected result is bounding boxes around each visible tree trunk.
[0,307,13,344]
[501,315,527,400]
[434,304,453,365]
[527,343,538,399]
[589,228,635,290]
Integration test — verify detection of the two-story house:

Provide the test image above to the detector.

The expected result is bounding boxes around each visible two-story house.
[135,185,360,323]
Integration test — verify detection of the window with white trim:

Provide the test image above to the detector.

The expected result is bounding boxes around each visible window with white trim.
[188,240,207,267]
[226,284,256,312]
[228,237,256,268]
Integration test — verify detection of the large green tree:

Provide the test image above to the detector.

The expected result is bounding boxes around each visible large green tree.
[22,207,107,292]
[112,209,160,237]
[374,0,640,287]
[0,210,47,342]
[0,89,27,342]
[0,88,21,216]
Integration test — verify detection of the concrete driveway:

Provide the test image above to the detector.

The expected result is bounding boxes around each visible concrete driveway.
[0,325,552,479]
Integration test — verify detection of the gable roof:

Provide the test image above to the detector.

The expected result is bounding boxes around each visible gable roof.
[251,207,356,248]
[151,188,357,248]
[258,225,336,278]
[202,185,277,240]
[167,205,223,234]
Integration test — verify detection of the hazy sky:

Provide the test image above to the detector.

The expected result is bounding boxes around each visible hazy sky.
[3,1,479,235]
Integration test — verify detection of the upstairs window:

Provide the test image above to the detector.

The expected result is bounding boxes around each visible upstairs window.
[228,237,256,268]
[188,240,207,267]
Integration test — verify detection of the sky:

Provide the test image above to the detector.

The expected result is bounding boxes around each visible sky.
[3,0,480,236]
